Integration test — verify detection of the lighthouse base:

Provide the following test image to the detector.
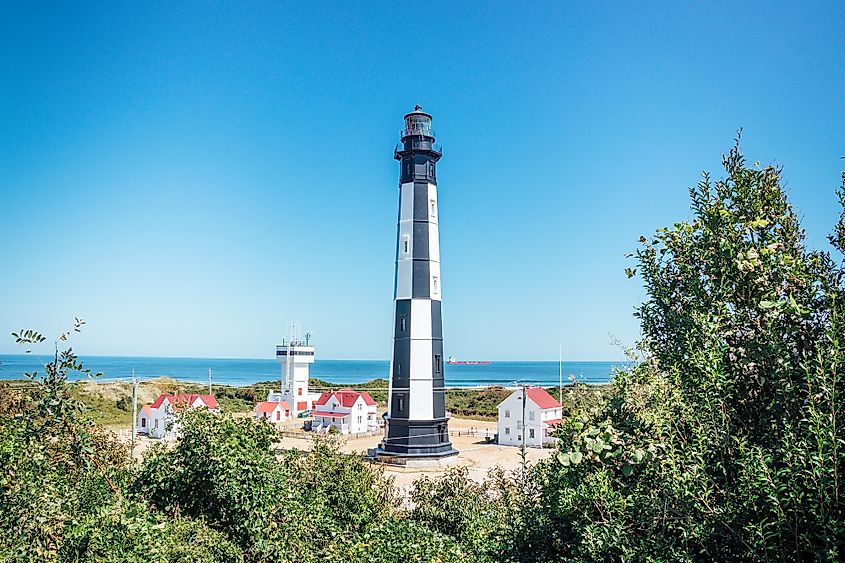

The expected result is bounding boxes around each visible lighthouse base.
[372,449,460,467]
[374,416,458,462]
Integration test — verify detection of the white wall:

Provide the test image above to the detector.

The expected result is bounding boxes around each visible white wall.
[497,391,546,448]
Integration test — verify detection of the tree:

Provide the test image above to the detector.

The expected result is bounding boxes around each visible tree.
[532,140,845,560]
[0,322,242,562]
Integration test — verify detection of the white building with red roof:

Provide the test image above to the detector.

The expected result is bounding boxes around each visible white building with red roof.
[311,389,379,435]
[137,393,219,439]
[497,387,562,447]
[253,400,291,424]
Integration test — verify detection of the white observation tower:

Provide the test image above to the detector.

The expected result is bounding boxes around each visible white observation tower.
[272,328,319,416]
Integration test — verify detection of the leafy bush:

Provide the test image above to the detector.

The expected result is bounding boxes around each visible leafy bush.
[529,140,845,561]
[410,466,525,562]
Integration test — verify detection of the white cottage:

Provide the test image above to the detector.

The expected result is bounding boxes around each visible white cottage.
[254,400,291,424]
[311,389,379,435]
[137,393,219,439]
[497,387,562,447]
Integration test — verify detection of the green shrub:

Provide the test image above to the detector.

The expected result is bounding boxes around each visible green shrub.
[528,141,845,561]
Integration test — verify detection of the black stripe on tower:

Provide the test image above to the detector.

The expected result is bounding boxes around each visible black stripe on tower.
[431,299,445,419]
[432,346,445,419]
[399,155,438,184]
[391,299,411,420]
[411,181,432,299]
[412,222,429,259]
[412,261,430,299]
[413,181,431,220]
[431,300,442,338]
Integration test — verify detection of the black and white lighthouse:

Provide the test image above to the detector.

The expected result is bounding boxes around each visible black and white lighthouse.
[377,106,457,461]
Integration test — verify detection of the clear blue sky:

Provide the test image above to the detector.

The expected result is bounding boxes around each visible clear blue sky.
[1,2,843,361]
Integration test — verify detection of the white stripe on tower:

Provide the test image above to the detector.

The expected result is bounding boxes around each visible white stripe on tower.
[427,183,441,301]
[408,299,433,419]
[395,182,414,301]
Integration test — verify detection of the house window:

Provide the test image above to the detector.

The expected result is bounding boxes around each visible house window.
[430,199,436,219]
[298,388,303,396]
[529,429,535,439]
[504,427,510,435]
[505,410,510,418]
[154,420,159,429]
[358,403,363,410]
[432,276,439,294]
[141,418,146,428]
[529,411,535,421]
[357,416,362,424]
[434,354,441,374]
[400,315,406,332]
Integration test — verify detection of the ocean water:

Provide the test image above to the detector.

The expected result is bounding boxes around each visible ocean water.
[0,354,624,387]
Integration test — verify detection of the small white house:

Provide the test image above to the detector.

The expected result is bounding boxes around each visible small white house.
[137,393,219,439]
[497,387,562,447]
[254,400,291,424]
[310,389,378,435]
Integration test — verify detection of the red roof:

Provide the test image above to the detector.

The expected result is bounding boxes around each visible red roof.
[314,392,333,406]
[176,394,219,410]
[150,394,175,409]
[147,393,219,411]
[255,401,290,414]
[314,389,377,408]
[312,411,349,418]
[526,387,561,410]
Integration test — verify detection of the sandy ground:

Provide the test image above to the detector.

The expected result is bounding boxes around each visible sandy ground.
[270,416,554,492]
[109,416,555,492]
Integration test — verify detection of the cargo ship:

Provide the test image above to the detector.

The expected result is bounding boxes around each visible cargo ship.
[447,356,491,365]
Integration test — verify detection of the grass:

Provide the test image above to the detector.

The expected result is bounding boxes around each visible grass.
[4,376,609,427]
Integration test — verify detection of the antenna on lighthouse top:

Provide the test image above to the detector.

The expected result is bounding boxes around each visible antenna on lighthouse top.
[415,104,423,111]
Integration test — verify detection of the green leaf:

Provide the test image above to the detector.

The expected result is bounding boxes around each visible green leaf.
[621,463,633,477]
[557,452,571,466]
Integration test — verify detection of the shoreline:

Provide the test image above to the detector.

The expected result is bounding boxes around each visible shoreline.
[1,375,610,390]
[0,354,623,388]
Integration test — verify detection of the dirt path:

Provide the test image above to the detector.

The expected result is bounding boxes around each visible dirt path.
[272,416,553,491]
[106,414,554,490]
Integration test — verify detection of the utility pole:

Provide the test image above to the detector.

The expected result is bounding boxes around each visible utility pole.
[521,383,527,476]
[130,368,137,460]
[559,344,563,407]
